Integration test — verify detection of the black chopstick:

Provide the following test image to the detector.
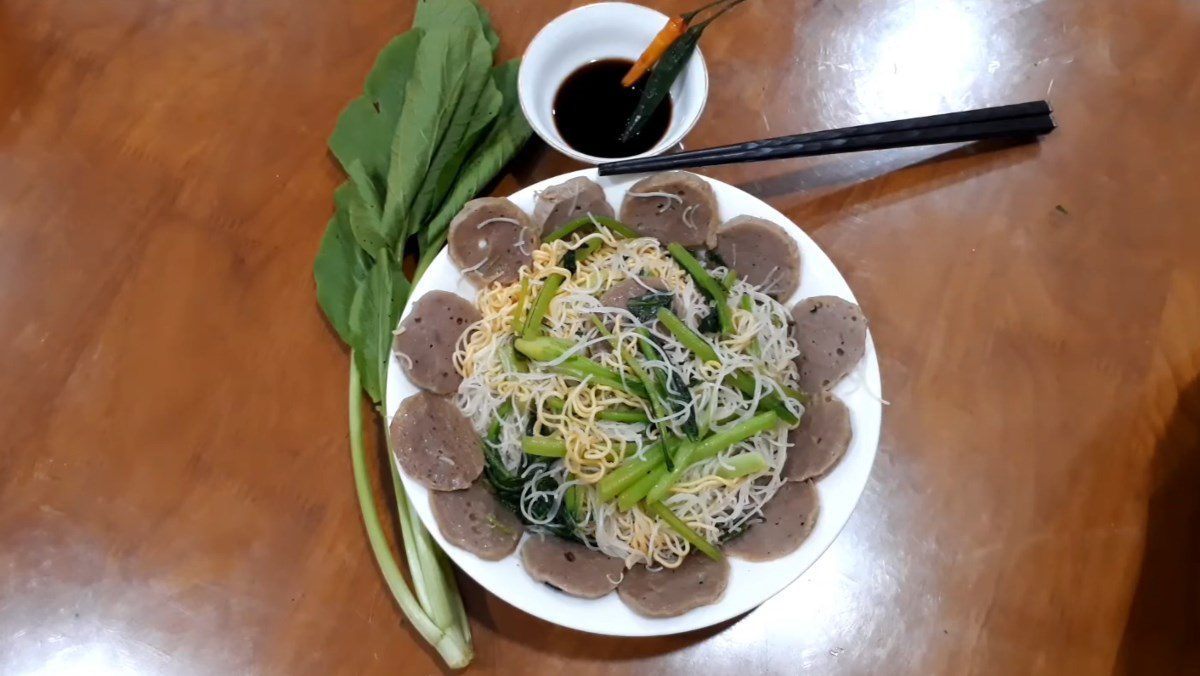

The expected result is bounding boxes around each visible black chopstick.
[598,101,1056,175]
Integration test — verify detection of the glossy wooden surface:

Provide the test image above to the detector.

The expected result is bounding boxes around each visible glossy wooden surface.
[2,0,1198,673]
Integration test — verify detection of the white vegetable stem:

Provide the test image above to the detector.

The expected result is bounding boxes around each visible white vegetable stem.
[349,356,473,669]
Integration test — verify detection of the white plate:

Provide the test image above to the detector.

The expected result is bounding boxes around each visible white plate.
[386,169,882,637]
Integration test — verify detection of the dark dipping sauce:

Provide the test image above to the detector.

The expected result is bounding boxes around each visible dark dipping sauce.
[553,58,672,158]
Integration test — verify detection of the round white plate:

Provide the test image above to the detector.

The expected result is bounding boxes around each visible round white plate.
[386,169,882,637]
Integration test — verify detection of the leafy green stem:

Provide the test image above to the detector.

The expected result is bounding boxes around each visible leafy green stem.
[347,357,472,669]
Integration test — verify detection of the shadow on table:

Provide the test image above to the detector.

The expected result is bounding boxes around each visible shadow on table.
[1112,377,1200,674]
[459,571,746,664]
[734,137,1044,225]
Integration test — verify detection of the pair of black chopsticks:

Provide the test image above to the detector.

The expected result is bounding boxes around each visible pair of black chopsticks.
[598,100,1055,175]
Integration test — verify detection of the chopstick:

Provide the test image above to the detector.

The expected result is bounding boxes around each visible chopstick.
[597,101,1056,175]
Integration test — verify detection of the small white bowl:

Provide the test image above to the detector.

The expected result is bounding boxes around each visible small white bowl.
[519,2,709,164]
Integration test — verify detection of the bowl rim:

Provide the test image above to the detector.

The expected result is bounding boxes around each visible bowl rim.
[518,2,710,164]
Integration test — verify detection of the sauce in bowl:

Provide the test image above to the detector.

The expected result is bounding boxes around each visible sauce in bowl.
[552,58,672,159]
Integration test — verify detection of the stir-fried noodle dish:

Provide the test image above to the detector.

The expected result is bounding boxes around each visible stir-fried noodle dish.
[391,172,868,617]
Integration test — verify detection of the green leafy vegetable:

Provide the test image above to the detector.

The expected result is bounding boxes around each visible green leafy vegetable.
[697,306,721,334]
[469,0,501,51]
[314,184,369,344]
[429,78,502,214]
[482,404,580,540]
[419,60,531,269]
[350,250,394,404]
[346,160,388,256]
[348,358,473,668]
[414,0,483,32]
[313,1,533,668]
[329,32,423,197]
[483,403,522,493]
[382,26,474,245]
[628,291,675,323]
[409,10,495,227]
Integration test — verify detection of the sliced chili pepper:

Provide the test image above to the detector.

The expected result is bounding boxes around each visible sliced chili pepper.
[622,16,688,88]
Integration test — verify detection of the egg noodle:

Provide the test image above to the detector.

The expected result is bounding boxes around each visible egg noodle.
[454,225,803,568]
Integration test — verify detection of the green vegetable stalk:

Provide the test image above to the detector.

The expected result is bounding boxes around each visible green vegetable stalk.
[618,468,666,511]
[349,357,472,667]
[510,277,530,332]
[521,274,565,339]
[645,411,781,503]
[657,308,720,364]
[522,436,568,457]
[715,452,768,479]
[645,501,723,561]
[514,337,649,399]
[726,371,800,425]
[543,214,638,242]
[668,243,734,334]
[597,445,665,501]
[739,294,761,357]
[589,316,677,469]
[546,396,650,424]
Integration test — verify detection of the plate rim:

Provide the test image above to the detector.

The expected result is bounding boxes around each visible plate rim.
[385,168,882,637]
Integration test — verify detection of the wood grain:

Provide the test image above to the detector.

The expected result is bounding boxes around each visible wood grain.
[2,0,1198,673]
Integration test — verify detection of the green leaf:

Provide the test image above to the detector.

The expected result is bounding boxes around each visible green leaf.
[350,252,394,404]
[469,0,500,53]
[421,59,531,251]
[314,184,369,345]
[381,25,475,245]
[409,17,494,230]
[628,292,675,323]
[490,58,523,117]
[329,31,423,197]
[429,75,500,215]
[346,160,388,256]
[414,0,480,33]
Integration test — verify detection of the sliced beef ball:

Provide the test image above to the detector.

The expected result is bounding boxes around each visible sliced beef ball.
[533,176,615,236]
[430,481,523,560]
[791,296,868,393]
[393,290,480,395]
[618,171,719,248]
[715,215,801,300]
[725,480,819,562]
[448,197,538,287]
[618,553,730,618]
[520,535,626,598]
[783,393,852,481]
[389,392,483,491]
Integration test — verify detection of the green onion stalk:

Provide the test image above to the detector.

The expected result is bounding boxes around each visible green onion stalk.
[348,356,472,668]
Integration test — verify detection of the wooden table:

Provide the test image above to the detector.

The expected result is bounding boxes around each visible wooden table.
[3,0,1197,673]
